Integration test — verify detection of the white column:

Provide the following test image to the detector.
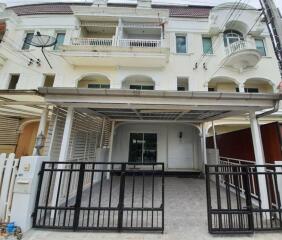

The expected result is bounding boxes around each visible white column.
[107,121,115,179]
[50,107,74,211]
[249,111,269,209]
[201,123,207,165]
[238,83,245,93]
[58,107,74,163]
[33,107,48,155]
[211,121,219,163]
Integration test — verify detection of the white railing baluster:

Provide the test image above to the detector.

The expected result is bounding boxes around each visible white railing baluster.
[225,40,253,56]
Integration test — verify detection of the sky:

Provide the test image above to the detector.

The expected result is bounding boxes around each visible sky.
[1,0,282,11]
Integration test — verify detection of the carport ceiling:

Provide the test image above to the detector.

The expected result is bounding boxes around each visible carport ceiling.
[89,108,229,121]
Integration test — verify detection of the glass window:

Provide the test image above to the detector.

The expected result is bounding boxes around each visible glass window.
[130,85,154,90]
[244,88,259,93]
[202,37,213,54]
[223,30,243,47]
[208,88,215,92]
[128,133,157,163]
[22,32,34,50]
[88,83,110,89]
[53,33,65,50]
[255,39,266,56]
[176,35,187,53]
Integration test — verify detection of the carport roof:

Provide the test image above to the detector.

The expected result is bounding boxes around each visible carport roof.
[38,88,281,122]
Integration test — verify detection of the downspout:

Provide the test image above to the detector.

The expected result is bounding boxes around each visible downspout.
[256,100,280,118]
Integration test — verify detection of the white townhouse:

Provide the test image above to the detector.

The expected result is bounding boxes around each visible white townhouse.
[0,0,282,235]
[0,0,281,169]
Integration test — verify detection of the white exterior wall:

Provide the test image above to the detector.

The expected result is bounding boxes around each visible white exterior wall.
[112,123,202,170]
[0,5,280,92]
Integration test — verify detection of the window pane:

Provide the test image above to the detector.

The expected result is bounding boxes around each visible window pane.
[101,84,110,89]
[255,39,266,56]
[143,133,157,163]
[141,85,154,90]
[129,133,143,163]
[130,85,142,90]
[203,37,213,54]
[54,33,65,50]
[22,33,34,50]
[176,36,187,53]
[244,88,259,93]
[88,84,100,88]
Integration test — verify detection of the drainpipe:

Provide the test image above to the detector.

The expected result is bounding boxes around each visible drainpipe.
[256,100,280,118]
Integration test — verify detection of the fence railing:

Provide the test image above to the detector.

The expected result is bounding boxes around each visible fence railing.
[0,153,19,222]
[118,39,161,48]
[71,38,113,47]
[33,162,164,232]
[70,37,162,48]
[206,164,282,234]
[225,40,255,56]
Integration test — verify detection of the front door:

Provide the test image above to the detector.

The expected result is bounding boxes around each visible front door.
[128,133,157,163]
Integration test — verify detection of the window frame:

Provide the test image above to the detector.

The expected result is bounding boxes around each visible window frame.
[129,85,154,90]
[22,32,34,50]
[88,83,110,89]
[255,38,267,57]
[53,32,66,50]
[202,36,213,55]
[175,34,188,54]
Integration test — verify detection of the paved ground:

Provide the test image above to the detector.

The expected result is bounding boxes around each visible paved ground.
[24,177,282,240]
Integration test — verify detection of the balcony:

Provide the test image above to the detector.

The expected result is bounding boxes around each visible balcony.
[223,40,261,71]
[60,36,168,67]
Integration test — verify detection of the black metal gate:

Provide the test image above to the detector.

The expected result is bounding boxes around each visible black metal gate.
[206,164,282,234]
[33,162,164,232]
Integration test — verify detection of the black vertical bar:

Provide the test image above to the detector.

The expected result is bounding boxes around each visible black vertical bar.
[141,168,145,228]
[53,170,63,227]
[108,164,114,228]
[243,166,254,232]
[273,167,282,228]
[97,170,104,227]
[73,163,85,231]
[161,163,165,233]
[43,163,54,226]
[32,161,45,227]
[265,172,273,229]
[225,166,232,230]
[63,164,74,227]
[87,163,95,228]
[205,165,212,233]
[130,164,136,228]
[215,165,222,230]
[151,164,155,228]
[117,163,126,231]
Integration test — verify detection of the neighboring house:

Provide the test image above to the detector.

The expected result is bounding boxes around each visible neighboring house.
[0,0,281,235]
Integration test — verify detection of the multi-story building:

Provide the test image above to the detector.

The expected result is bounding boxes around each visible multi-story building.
[0,0,280,172]
[1,0,282,235]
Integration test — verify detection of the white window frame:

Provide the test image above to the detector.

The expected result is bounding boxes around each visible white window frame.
[254,38,267,57]
[175,33,188,54]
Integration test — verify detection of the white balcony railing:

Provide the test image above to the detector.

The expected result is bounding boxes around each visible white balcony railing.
[119,39,161,48]
[225,40,255,56]
[70,37,162,49]
[71,38,113,47]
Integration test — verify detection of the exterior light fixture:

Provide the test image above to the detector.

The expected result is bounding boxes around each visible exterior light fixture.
[34,132,45,156]
[179,132,183,139]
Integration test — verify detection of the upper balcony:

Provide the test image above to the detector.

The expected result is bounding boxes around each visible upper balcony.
[60,5,169,68]
[223,40,261,71]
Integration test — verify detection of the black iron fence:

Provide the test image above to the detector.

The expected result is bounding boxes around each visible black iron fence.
[33,162,164,232]
[205,164,282,234]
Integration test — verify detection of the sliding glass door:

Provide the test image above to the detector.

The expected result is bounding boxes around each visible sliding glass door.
[128,133,157,163]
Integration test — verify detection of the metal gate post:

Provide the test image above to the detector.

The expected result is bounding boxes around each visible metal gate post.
[205,165,212,233]
[32,162,45,227]
[73,163,85,231]
[242,167,254,232]
[117,163,126,231]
